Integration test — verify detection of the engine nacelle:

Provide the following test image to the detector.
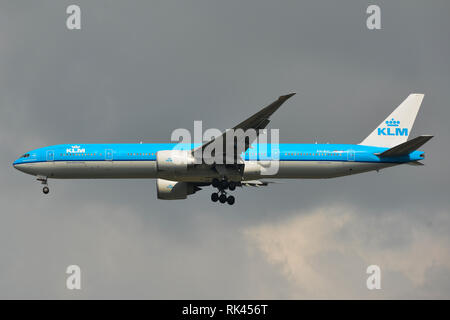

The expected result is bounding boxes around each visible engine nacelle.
[156,178,196,200]
[156,150,195,173]
[243,160,278,179]
[242,161,261,179]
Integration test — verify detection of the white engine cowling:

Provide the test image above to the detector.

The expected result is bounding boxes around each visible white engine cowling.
[156,150,195,173]
[242,161,261,179]
[156,178,197,200]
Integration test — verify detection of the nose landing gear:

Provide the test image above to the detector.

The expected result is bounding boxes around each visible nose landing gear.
[37,176,49,195]
[211,178,236,205]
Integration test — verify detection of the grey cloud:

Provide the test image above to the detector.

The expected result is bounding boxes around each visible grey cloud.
[245,204,450,299]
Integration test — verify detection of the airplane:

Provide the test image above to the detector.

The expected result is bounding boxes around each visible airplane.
[13,93,432,205]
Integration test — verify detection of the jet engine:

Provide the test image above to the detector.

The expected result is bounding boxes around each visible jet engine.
[156,150,195,173]
[156,178,199,200]
[242,161,261,179]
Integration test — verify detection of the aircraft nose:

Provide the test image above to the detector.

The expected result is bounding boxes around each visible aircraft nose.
[13,160,28,174]
[13,158,26,171]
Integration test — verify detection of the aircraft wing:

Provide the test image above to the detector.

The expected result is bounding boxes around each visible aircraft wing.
[192,93,295,164]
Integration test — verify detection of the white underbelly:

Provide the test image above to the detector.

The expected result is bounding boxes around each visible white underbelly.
[26,161,158,179]
[245,161,396,179]
[18,160,396,181]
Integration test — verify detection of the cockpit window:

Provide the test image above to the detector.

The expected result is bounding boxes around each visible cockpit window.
[22,154,30,158]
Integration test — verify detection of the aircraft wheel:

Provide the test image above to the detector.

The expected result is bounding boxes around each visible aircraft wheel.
[43,186,49,194]
[228,182,236,191]
[211,193,219,202]
[220,180,229,190]
[227,195,235,205]
[219,194,227,203]
[212,178,220,188]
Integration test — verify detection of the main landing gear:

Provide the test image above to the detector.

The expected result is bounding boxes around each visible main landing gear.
[37,176,49,194]
[211,178,236,205]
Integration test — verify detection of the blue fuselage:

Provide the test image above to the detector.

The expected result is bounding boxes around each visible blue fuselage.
[13,143,424,165]
[12,143,425,182]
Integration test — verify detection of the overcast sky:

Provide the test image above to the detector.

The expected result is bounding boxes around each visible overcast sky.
[1,0,449,299]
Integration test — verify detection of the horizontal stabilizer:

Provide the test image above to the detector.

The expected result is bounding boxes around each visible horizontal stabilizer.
[406,161,424,166]
[378,135,433,157]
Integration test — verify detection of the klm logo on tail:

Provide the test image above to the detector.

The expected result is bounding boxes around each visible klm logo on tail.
[377,118,408,136]
[360,94,423,148]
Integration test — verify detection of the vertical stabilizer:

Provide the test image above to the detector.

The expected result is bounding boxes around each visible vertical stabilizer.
[360,94,424,148]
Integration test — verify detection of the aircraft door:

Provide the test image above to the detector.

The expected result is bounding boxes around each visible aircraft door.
[46,150,54,161]
[105,149,113,161]
[347,150,355,162]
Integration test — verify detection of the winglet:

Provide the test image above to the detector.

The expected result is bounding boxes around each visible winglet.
[279,93,296,100]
